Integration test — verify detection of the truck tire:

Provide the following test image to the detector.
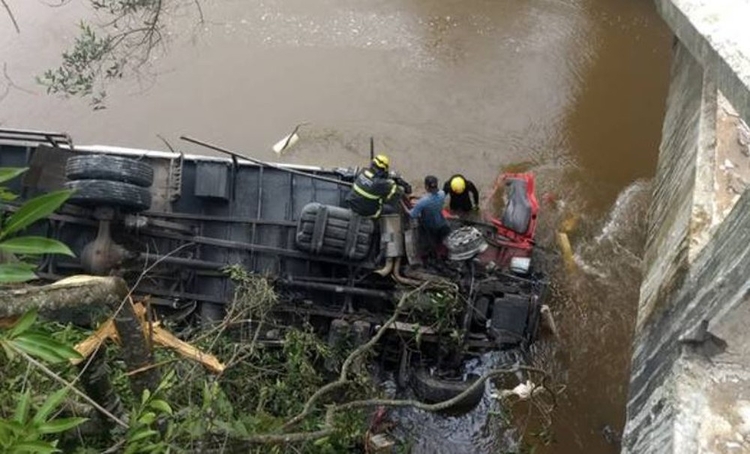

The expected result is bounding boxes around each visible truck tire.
[410,367,484,411]
[66,155,154,187]
[65,179,152,212]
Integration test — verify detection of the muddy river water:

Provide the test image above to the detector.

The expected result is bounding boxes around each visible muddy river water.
[1,0,671,452]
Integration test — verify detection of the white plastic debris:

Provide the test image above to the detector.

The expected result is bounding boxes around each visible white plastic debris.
[272,132,300,154]
[272,123,307,155]
[490,380,544,401]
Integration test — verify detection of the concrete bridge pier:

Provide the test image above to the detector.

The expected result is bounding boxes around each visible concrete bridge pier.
[623,0,750,453]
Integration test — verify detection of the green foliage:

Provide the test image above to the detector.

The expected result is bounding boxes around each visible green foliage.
[0,268,383,453]
[121,374,176,454]
[0,168,74,284]
[405,288,464,346]
[0,388,86,454]
[0,310,82,366]
[38,23,118,108]
[38,0,166,109]
[0,314,87,453]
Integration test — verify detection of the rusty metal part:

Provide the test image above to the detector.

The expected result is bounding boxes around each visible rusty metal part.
[124,214,194,235]
[80,220,130,275]
[392,257,424,287]
[374,257,395,277]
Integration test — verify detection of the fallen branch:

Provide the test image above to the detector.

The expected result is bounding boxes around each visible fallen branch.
[282,284,427,430]
[0,275,128,318]
[233,365,552,447]
[72,302,226,374]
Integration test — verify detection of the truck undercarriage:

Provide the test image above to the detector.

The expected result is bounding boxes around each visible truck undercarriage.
[0,128,548,409]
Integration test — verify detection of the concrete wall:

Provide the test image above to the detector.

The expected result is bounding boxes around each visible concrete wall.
[623,1,750,452]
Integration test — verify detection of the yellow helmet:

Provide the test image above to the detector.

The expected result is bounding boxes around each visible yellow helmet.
[450,176,466,194]
[372,154,390,171]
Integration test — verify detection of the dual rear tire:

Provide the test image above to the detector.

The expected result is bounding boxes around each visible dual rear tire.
[64,154,154,212]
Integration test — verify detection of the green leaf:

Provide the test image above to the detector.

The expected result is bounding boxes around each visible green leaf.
[148,399,172,416]
[10,337,68,363]
[128,428,158,443]
[13,390,31,424]
[1,341,16,360]
[140,389,151,406]
[0,167,27,184]
[8,310,38,338]
[0,418,24,435]
[137,412,156,426]
[0,187,18,202]
[32,388,69,425]
[24,334,82,361]
[36,417,87,434]
[313,436,330,446]
[10,440,60,453]
[1,190,73,240]
[0,263,37,283]
[0,237,74,257]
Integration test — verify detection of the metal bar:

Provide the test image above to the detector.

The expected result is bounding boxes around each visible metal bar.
[0,127,70,137]
[139,253,225,270]
[281,171,295,277]
[180,136,352,188]
[141,210,296,226]
[0,129,73,150]
[279,279,393,300]
[135,284,227,304]
[250,165,263,270]
[142,229,376,269]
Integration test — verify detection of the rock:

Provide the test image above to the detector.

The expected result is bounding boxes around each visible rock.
[739,121,750,156]
[367,434,395,453]
[728,174,747,195]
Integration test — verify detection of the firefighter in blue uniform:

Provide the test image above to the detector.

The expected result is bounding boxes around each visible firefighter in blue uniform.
[345,154,406,218]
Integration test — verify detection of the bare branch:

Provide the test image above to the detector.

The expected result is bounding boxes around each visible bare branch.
[1,0,19,33]
[3,62,35,95]
[282,284,428,430]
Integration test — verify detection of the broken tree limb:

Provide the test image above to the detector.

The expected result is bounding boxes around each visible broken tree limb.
[150,325,225,374]
[113,298,161,400]
[0,275,128,318]
[282,284,428,430]
[0,275,159,395]
[73,301,226,374]
[71,320,117,365]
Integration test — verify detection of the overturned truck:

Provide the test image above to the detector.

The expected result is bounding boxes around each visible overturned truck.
[0,128,548,408]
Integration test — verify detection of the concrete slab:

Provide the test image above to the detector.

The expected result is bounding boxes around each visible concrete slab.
[656,0,750,124]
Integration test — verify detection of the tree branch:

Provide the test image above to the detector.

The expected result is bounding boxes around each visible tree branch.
[1,0,19,33]
[282,284,427,430]
[0,275,128,318]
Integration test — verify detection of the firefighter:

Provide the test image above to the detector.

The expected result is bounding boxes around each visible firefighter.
[443,174,480,213]
[345,154,401,218]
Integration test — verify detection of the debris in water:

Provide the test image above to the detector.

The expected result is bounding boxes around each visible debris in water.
[272,122,307,154]
[556,232,576,273]
[491,380,543,401]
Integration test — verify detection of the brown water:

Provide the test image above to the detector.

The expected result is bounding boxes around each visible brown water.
[1,0,671,451]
